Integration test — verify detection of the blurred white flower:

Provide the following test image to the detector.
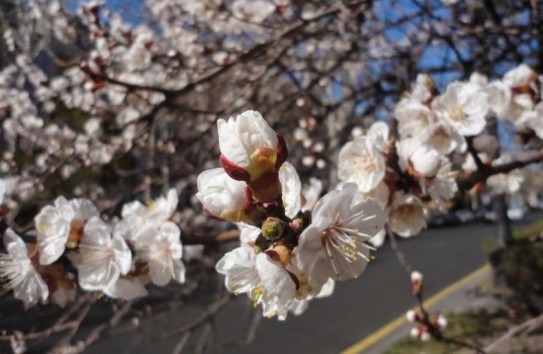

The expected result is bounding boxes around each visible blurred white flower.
[486,80,514,120]
[232,0,277,23]
[410,74,435,103]
[422,159,458,209]
[524,102,543,139]
[0,229,49,306]
[397,138,441,178]
[366,121,389,152]
[35,197,98,265]
[394,100,435,138]
[437,314,448,329]
[422,122,466,155]
[388,193,427,237]
[406,309,417,322]
[503,64,537,89]
[77,217,132,291]
[104,277,148,300]
[338,137,385,193]
[126,33,153,72]
[432,82,489,136]
[420,331,431,341]
[301,178,322,212]
[139,222,185,286]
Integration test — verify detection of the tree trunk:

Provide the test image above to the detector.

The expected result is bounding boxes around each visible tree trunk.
[494,193,512,247]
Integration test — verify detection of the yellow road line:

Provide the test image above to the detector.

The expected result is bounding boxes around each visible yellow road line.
[341,264,491,354]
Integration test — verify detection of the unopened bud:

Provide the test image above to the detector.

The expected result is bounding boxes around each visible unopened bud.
[436,314,447,329]
[288,217,304,234]
[420,331,431,342]
[261,217,286,241]
[410,270,424,296]
[406,310,418,322]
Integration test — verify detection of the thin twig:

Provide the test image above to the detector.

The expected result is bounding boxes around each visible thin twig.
[387,226,413,275]
[171,332,192,354]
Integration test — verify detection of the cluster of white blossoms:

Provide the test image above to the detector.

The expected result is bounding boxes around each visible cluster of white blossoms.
[0,187,185,307]
[197,111,385,319]
[338,64,543,245]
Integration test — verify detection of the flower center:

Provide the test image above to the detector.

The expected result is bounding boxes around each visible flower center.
[320,212,373,277]
[449,106,465,122]
[353,150,377,174]
[67,219,85,249]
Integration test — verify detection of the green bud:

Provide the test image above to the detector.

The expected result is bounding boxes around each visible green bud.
[261,217,286,241]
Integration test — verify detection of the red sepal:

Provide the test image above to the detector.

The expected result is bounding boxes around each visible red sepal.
[220,155,251,181]
[244,187,255,213]
[203,207,224,221]
[275,134,288,169]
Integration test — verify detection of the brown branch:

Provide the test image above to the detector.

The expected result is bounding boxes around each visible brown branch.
[0,293,97,343]
[458,149,543,190]
[148,293,231,341]
[83,300,133,345]
[182,229,240,246]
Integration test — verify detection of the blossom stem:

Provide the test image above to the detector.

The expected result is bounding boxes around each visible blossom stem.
[386,226,413,275]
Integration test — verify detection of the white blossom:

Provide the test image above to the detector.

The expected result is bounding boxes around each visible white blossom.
[422,159,458,209]
[432,82,489,136]
[237,222,261,244]
[354,181,390,208]
[216,246,296,319]
[217,110,284,181]
[301,178,322,212]
[388,193,427,237]
[524,102,543,139]
[278,162,302,219]
[397,138,441,178]
[104,277,149,300]
[296,184,385,281]
[422,122,466,154]
[366,121,389,152]
[196,168,251,222]
[125,33,153,72]
[338,137,385,193]
[77,217,132,291]
[232,0,277,23]
[394,100,435,138]
[0,229,49,306]
[35,197,98,265]
[139,222,185,286]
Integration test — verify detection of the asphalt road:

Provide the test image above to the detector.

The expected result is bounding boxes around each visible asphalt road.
[215,212,543,354]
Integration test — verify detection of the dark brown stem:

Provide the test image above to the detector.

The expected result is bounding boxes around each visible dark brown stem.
[458,148,543,190]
